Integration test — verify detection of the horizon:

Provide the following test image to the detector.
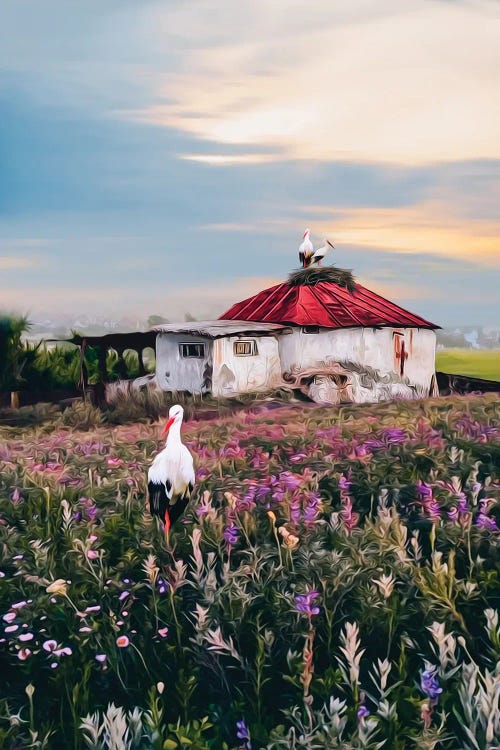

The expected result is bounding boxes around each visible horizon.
[1,0,499,329]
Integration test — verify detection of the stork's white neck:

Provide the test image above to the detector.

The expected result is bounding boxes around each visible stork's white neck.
[165,419,182,447]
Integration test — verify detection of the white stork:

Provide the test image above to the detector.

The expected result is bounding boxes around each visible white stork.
[147,404,195,544]
[298,228,314,268]
[311,238,334,267]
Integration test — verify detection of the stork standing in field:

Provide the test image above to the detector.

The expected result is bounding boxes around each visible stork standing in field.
[147,404,195,544]
[311,238,335,267]
[298,228,314,268]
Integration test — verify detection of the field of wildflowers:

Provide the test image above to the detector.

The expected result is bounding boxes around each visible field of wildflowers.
[0,394,499,749]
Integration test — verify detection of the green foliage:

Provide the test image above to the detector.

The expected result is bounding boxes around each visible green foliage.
[0,314,31,392]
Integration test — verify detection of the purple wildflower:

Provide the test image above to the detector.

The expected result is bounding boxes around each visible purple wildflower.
[338,474,351,491]
[304,492,321,525]
[416,481,433,498]
[420,665,443,700]
[357,704,370,719]
[224,524,239,546]
[236,718,251,748]
[236,493,255,513]
[157,578,168,595]
[381,427,407,444]
[236,719,250,740]
[475,513,498,531]
[294,590,321,616]
[280,471,303,492]
[457,496,468,513]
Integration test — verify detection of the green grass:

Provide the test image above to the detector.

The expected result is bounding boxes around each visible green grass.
[436,348,500,381]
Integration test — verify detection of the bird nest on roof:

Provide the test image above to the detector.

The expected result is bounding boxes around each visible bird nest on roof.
[288,265,356,292]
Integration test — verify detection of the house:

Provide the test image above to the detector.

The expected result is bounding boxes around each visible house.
[153,267,440,404]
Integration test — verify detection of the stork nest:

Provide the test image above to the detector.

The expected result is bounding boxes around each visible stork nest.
[288,265,356,292]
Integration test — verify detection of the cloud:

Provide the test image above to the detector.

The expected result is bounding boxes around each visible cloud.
[355,276,437,302]
[125,0,500,166]
[0,255,41,270]
[0,276,279,320]
[179,154,280,166]
[302,201,500,265]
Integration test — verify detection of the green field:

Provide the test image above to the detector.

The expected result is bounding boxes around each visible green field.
[436,347,500,381]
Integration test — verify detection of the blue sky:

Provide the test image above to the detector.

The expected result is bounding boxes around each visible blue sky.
[1,0,499,326]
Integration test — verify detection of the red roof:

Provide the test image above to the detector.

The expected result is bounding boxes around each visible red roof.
[219,280,439,329]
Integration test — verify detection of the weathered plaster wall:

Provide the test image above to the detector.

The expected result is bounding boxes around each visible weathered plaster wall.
[156,326,437,403]
[278,327,436,401]
[156,333,213,393]
[212,335,282,397]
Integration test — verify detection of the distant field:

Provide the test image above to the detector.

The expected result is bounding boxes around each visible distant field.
[436,347,500,380]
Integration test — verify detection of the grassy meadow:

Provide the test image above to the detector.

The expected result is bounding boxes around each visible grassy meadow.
[436,348,500,381]
[0,394,499,749]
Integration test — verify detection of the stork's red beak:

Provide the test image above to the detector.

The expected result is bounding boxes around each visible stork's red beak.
[161,416,175,436]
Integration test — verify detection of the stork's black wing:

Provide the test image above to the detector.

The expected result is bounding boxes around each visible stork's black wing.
[148,480,171,522]
[168,482,194,526]
[299,251,304,266]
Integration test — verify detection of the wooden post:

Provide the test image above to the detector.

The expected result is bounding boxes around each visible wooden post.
[94,345,108,408]
[78,339,89,402]
[138,348,146,376]
[115,349,128,379]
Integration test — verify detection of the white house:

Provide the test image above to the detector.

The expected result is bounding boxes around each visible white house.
[154,267,440,404]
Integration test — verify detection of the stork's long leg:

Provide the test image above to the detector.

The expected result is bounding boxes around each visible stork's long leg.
[164,510,171,546]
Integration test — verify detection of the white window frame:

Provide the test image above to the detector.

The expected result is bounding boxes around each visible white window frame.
[179,342,206,359]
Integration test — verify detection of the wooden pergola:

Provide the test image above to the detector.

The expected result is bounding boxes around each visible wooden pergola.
[62,331,158,406]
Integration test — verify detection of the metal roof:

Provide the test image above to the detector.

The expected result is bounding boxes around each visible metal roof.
[220,280,440,329]
[153,320,287,338]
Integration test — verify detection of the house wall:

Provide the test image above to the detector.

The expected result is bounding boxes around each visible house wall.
[212,335,282,397]
[155,333,213,393]
[278,327,436,401]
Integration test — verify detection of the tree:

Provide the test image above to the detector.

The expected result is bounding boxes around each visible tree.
[0,314,31,406]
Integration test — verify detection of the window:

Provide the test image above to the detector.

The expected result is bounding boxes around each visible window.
[233,339,257,356]
[179,343,205,358]
[302,326,320,334]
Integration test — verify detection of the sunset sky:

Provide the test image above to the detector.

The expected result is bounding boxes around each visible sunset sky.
[1,0,499,326]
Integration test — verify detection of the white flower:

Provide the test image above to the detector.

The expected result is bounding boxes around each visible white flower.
[46,579,68,596]
[373,573,395,599]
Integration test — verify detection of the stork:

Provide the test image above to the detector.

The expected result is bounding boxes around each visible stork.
[298,228,314,268]
[311,239,334,267]
[147,404,195,544]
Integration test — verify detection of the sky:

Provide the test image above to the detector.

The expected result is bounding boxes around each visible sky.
[1,0,499,328]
